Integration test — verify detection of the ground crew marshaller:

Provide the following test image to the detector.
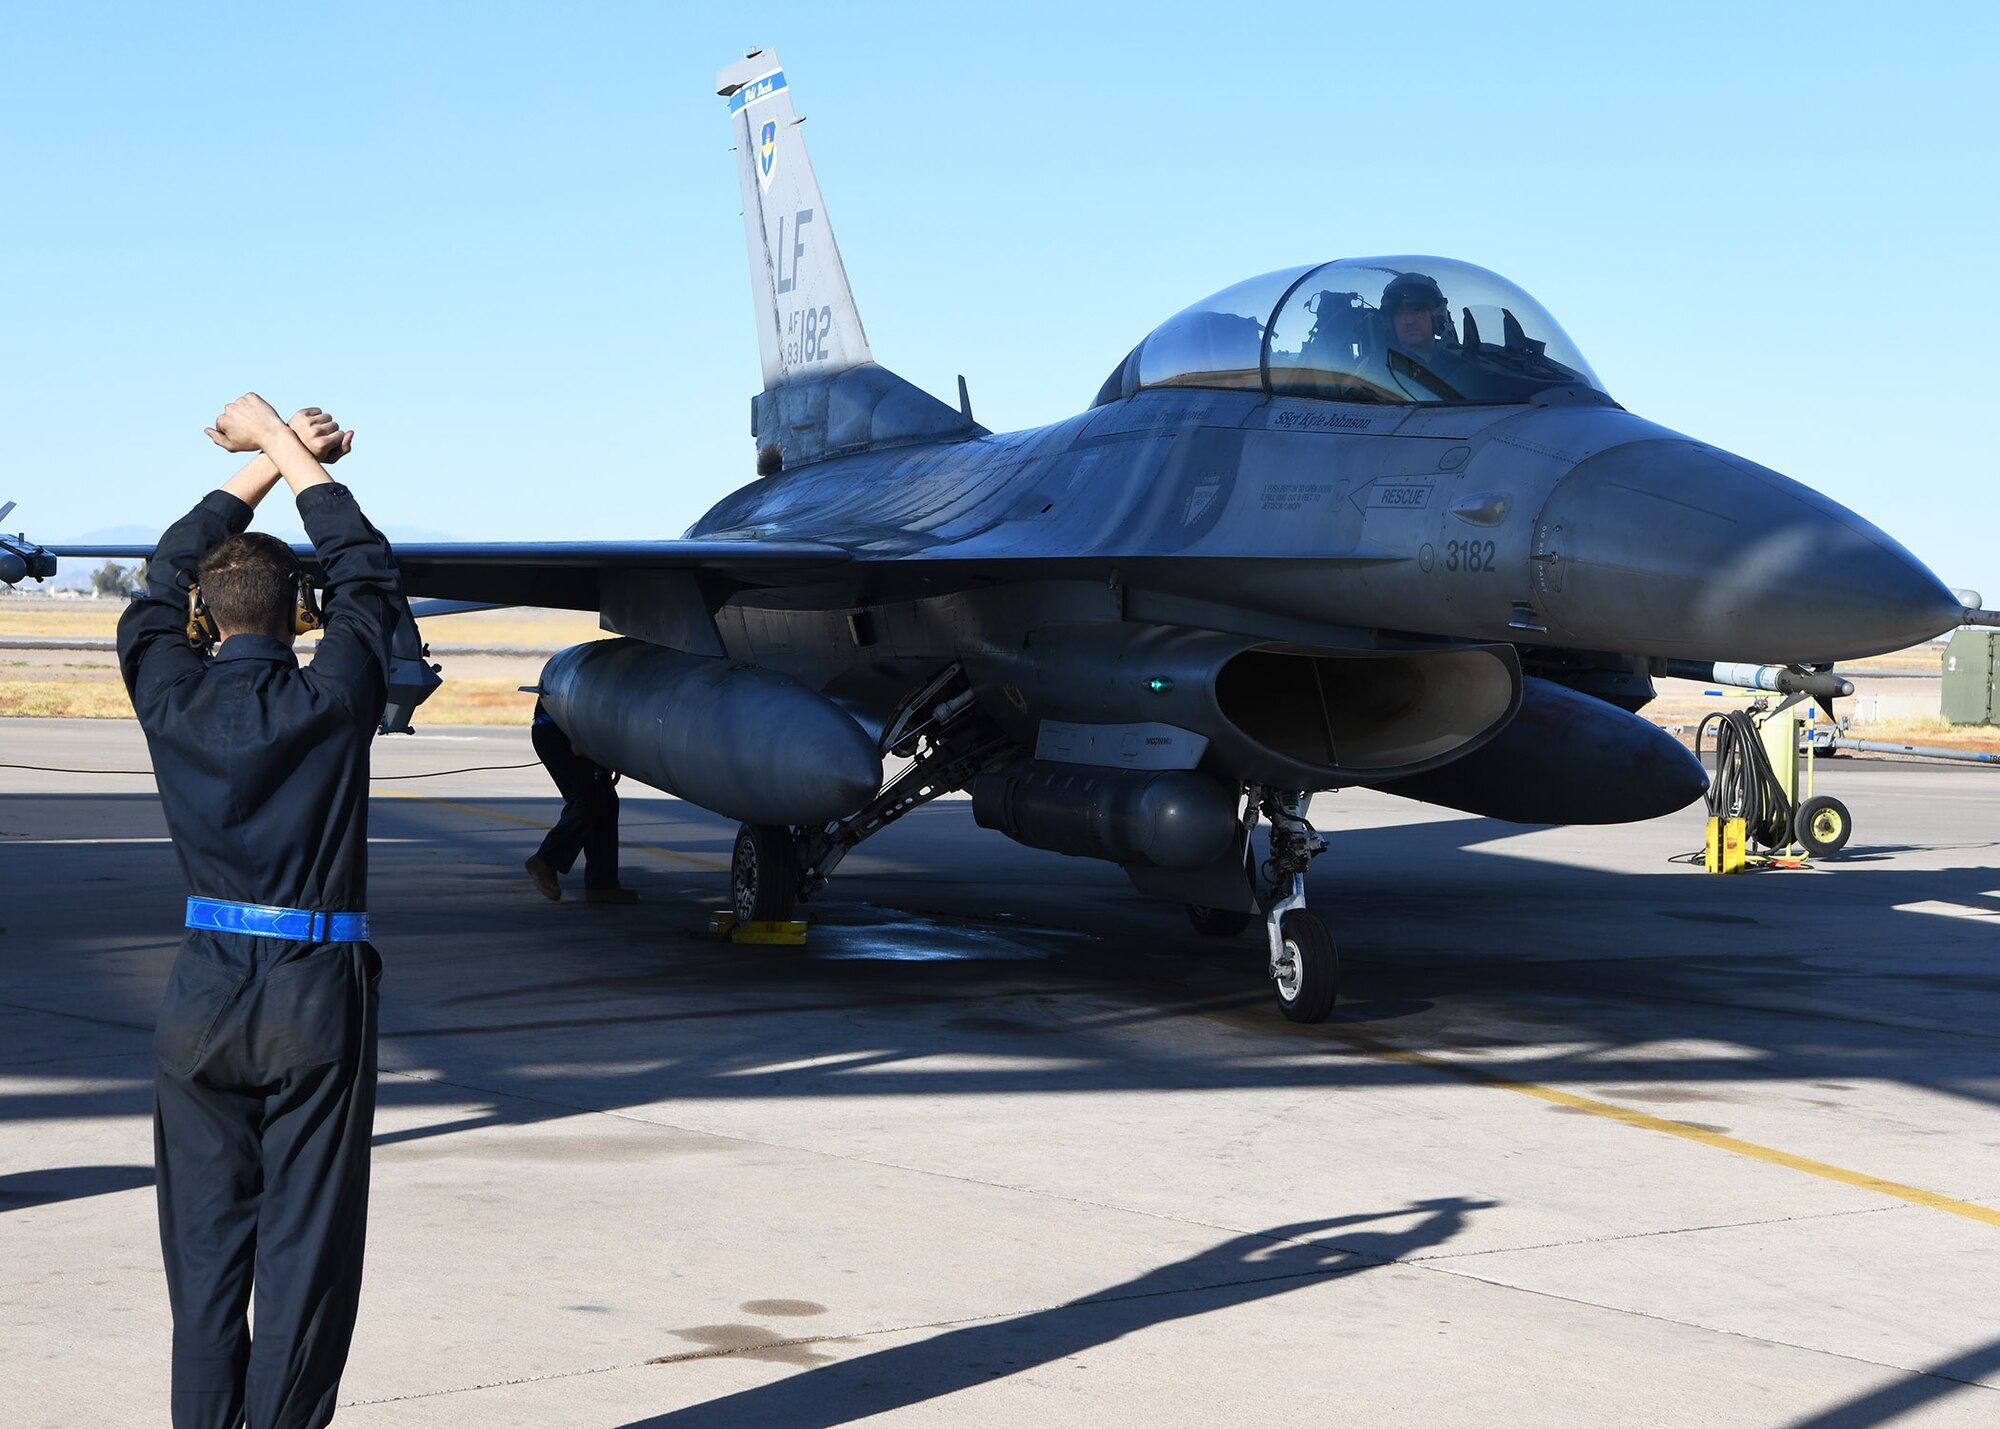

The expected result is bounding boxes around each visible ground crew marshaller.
[118,395,397,1429]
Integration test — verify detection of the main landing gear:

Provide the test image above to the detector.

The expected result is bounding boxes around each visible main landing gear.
[727,665,1008,934]
[731,824,801,924]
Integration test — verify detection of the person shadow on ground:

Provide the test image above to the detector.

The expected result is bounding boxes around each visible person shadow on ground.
[620,1195,1495,1428]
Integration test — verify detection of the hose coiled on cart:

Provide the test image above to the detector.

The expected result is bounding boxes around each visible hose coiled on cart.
[1695,709,1792,849]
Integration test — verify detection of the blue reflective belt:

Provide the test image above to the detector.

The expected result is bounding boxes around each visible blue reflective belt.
[185,897,370,943]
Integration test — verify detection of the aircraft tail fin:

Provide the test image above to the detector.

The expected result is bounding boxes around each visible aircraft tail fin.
[717,51,981,467]
[717,50,871,389]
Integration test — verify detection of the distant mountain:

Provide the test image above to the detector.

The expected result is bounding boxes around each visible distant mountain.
[63,525,160,545]
[381,525,461,544]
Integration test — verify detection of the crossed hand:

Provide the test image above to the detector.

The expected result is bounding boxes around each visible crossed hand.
[205,392,354,463]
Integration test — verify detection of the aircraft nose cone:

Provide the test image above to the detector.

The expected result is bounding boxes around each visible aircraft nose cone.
[1532,439,1960,664]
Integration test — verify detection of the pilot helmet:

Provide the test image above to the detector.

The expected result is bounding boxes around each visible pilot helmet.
[1380,272,1447,335]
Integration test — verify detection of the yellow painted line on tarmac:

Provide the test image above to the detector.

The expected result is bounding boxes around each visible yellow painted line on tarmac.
[372,788,728,871]
[1216,1012,2000,1230]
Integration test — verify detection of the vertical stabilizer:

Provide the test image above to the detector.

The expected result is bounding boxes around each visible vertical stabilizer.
[717,51,871,390]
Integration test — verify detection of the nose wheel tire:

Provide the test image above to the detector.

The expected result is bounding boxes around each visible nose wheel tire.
[732,824,801,924]
[1186,904,1254,938]
[1272,910,1338,1023]
[1792,795,1852,858]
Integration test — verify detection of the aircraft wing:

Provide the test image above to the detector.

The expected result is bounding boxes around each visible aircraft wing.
[46,537,857,611]
[48,533,1404,629]
[384,539,854,609]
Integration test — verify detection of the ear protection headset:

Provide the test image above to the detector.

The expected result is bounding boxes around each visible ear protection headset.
[184,561,323,649]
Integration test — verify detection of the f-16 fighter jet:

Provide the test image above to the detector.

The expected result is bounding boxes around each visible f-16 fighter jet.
[41,52,1966,1021]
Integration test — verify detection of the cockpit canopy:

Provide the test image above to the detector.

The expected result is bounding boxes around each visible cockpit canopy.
[1094,256,1607,408]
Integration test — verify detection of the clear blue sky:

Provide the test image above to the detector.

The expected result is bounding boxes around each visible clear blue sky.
[4,2,1995,598]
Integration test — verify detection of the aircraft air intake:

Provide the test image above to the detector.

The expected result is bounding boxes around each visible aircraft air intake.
[982,624,1522,790]
[1213,647,1519,776]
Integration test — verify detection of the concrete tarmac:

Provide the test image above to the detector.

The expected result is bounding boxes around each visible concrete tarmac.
[4,717,2000,1427]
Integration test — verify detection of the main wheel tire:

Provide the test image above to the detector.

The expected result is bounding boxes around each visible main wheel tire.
[1185,904,1254,938]
[732,824,800,923]
[1272,910,1338,1024]
[1793,795,1852,857]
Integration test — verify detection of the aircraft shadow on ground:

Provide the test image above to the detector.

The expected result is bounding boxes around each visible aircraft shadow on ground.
[612,1199,1493,1428]
[1776,1334,2000,1429]
[5,793,2000,1163]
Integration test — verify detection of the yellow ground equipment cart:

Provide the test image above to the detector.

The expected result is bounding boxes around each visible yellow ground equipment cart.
[1696,698,1850,872]
[1660,661,1854,874]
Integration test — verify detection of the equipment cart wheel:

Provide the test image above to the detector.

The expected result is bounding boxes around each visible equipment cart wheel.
[732,824,800,923]
[1185,904,1254,938]
[1793,795,1852,857]
[1272,910,1338,1024]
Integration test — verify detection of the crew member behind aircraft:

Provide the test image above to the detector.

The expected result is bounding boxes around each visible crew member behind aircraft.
[525,698,636,902]
[1381,271,1450,355]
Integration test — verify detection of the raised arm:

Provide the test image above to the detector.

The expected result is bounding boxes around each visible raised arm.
[216,408,356,508]
[219,455,284,510]
[204,393,396,711]
[119,399,363,723]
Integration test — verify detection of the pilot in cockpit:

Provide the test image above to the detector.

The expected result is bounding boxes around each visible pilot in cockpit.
[1380,272,1449,355]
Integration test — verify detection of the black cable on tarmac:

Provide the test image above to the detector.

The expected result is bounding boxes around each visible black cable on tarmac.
[1694,709,1793,849]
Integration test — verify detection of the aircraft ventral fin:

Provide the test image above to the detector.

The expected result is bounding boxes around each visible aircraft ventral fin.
[717,50,870,389]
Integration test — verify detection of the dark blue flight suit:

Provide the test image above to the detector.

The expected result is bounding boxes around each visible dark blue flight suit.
[530,698,622,891]
[118,483,398,1429]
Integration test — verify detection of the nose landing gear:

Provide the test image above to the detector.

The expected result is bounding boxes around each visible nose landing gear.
[1179,786,1341,1021]
[1253,788,1337,1023]
[1271,907,1337,1023]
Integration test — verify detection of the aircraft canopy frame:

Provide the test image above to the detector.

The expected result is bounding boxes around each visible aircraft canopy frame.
[1096,256,1608,408]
